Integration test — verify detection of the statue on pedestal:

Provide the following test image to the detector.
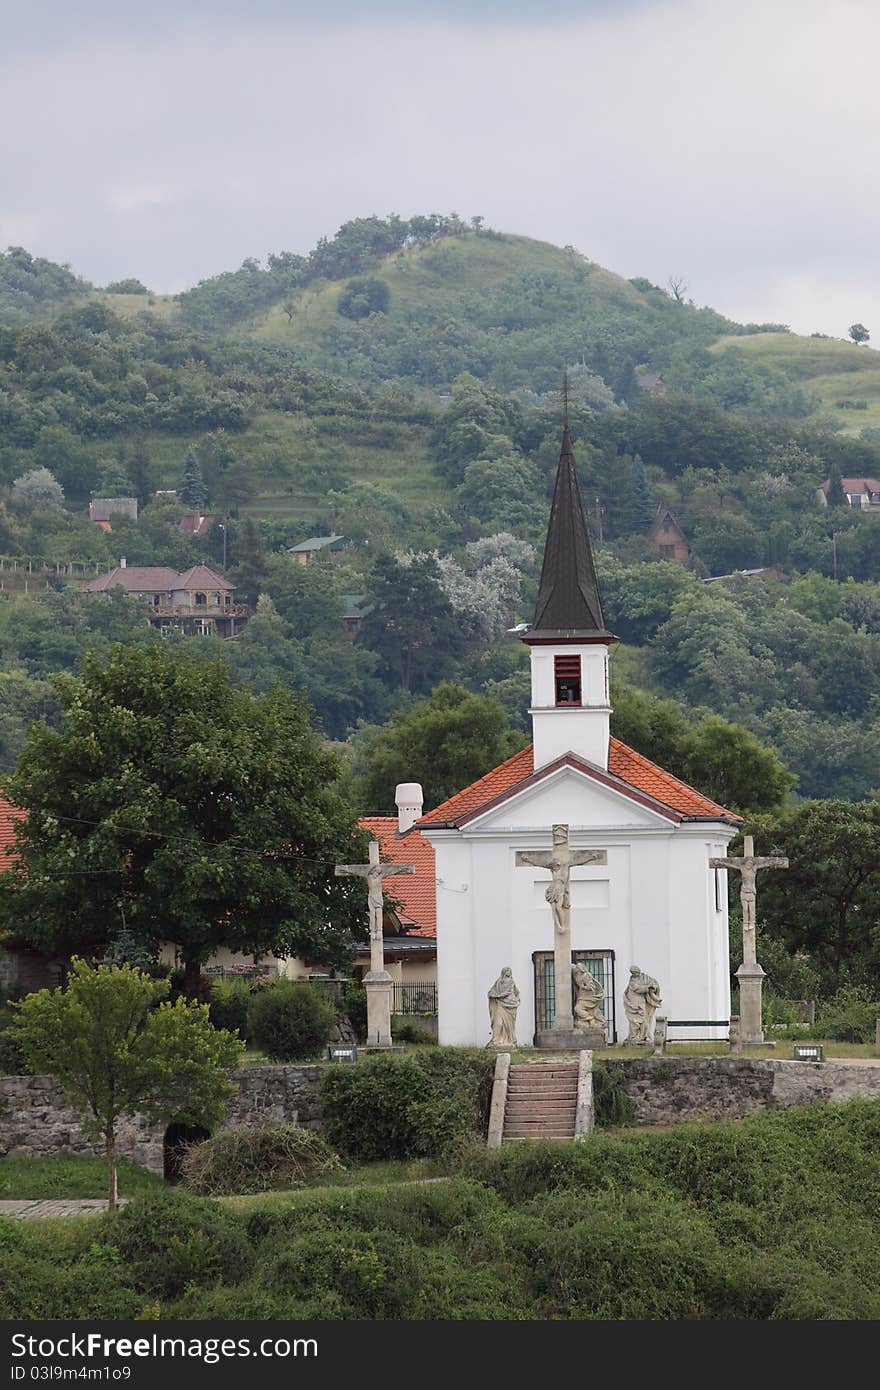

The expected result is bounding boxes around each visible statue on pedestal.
[623,965,662,1045]
[487,967,520,1048]
[572,962,605,1033]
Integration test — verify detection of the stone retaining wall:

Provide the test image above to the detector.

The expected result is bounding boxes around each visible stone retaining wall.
[2,1059,879,1176]
[0,1065,325,1176]
[602,1056,880,1125]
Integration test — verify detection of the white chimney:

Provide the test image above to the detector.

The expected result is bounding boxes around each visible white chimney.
[120,556,127,569]
[395,782,423,834]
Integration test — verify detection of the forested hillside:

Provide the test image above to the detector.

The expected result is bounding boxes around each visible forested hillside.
[0,217,878,806]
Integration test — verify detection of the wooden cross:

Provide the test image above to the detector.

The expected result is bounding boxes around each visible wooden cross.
[710,835,788,967]
[335,838,415,975]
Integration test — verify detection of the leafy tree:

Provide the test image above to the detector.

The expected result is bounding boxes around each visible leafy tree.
[683,715,793,814]
[10,467,65,513]
[337,277,390,320]
[230,516,269,605]
[748,801,880,991]
[359,682,524,813]
[104,279,148,295]
[825,465,847,509]
[0,644,366,997]
[177,448,208,510]
[12,959,242,1208]
[359,554,466,694]
[848,323,870,345]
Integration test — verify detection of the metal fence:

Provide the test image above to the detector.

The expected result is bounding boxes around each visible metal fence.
[393,983,438,1016]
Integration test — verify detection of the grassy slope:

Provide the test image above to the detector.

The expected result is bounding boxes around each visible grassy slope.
[711,330,880,431]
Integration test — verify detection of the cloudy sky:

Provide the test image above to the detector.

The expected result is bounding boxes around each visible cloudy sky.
[3,0,878,336]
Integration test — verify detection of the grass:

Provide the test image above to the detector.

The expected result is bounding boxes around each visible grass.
[221,1159,443,1211]
[0,1156,163,1200]
[711,330,880,431]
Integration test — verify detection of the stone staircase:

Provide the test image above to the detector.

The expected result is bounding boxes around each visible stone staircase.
[502,1063,580,1142]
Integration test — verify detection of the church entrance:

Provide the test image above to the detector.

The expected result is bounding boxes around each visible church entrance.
[533,950,615,1043]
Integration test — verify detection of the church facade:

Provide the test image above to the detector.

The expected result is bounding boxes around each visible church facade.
[417,414,741,1047]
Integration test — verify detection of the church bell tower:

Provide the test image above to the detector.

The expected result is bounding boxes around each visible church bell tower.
[522,392,617,771]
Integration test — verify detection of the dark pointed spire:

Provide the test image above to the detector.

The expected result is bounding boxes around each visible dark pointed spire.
[529,388,609,638]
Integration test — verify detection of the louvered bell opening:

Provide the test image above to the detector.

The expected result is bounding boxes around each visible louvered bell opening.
[554,654,582,706]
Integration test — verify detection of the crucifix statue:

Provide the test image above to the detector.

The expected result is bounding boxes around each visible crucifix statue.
[517,825,607,1038]
[710,834,788,1045]
[335,838,415,1047]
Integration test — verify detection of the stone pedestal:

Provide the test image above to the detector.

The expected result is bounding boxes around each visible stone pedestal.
[736,961,766,1045]
[536,1027,604,1052]
[363,971,394,1049]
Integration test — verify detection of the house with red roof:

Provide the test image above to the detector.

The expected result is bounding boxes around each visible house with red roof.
[414,411,741,1048]
[83,562,249,638]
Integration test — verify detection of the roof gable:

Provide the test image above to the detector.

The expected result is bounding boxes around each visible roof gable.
[418,740,740,829]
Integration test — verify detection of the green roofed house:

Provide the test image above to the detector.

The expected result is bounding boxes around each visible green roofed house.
[288,533,352,566]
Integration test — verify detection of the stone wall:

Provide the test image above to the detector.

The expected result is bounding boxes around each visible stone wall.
[603,1056,880,1125]
[0,1065,325,1177]
[3,1058,880,1177]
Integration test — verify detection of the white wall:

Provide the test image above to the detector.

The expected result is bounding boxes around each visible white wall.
[529,642,611,770]
[428,768,736,1047]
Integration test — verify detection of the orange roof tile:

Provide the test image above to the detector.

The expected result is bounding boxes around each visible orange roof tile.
[418,739,740,828]
[0,793,24,869]
[358,816,436,937]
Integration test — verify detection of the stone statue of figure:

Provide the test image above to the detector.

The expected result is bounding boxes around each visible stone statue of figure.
[572,962,604,1032]
[487,967,520,1047]
[516,825,606,936]
[623,965,662,1045]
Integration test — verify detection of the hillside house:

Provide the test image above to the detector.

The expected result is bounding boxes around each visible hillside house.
[648,508,691,563]
[178,513,219,537]
[83,563,248,637]
[817,478,880,510]
[89,497,138,525]
[288,534,351,567]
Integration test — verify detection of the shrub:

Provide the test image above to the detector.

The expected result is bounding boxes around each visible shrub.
[337,277,390,320]
[247,981,336,1061]
[209,979,252,1039]
[592,1062,635,1127]
[265,1229,418,1318]
[180,1123,342,1195]
[320,1048,494,1161]
[0,1024,28,1074]
[103,1191,253,1299]
[816,987,880,1043]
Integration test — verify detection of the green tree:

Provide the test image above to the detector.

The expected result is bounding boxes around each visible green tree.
[360,682,524,812]
[337,277,390,320]
[825,465,847,509]
[748,801,880,990]
[10,468,65,513]
[683,715,793,814]
[13,959,242,1208]
[359,555,466,694]
[848,323,870,345]
[177,448,207,510]
[0,644,366,997]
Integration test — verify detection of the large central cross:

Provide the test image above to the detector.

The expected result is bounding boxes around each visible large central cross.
[335,838,415,1048]
[710,834,788,1044]
[517,825,607,1035]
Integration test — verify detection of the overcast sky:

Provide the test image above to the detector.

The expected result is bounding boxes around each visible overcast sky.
[3,0,878,337]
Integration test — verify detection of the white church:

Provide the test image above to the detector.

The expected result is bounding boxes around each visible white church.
[412,413,742,1047]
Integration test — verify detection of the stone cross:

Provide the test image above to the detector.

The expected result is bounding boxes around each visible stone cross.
[335,838,414,1047]
[517,825,607,1036]
[711,834,788,1045]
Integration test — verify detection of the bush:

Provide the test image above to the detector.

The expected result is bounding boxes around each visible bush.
[209,979,252,1039]
[337,277,390,320]
[247,981,337,1061]
[103,1191,253,1299]
[0,1025,28,1074]
[180,1123,343,1195]
[320,1048,495,1161]
[816,987,880,1043]
[592,1062,635,1127]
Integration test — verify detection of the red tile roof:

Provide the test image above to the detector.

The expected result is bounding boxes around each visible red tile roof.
[178,514,218,537]
[85,566,180,593]
[0,794,23,869]
[418,740,740,828]
[820,477,880,495]
[358,817,436,937]
[176,565,234,591]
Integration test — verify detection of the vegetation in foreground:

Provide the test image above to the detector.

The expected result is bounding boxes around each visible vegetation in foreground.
[0,1157,162,1201]
[1,1100,879,1319]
